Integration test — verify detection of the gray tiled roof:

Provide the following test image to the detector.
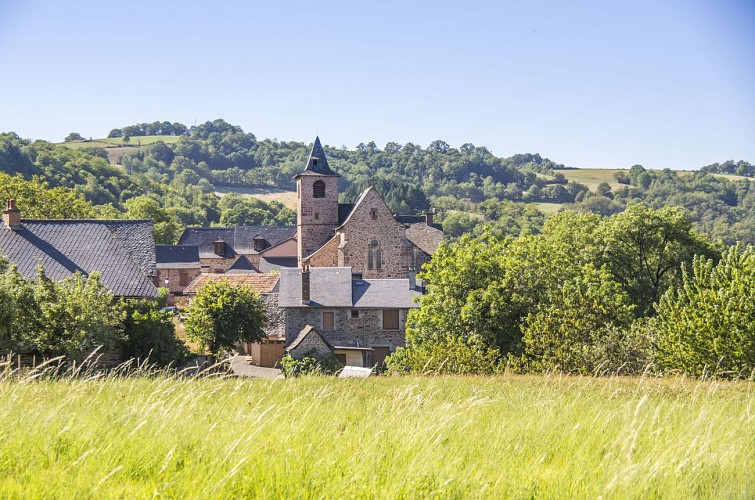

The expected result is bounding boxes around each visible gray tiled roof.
[278,267,353,307]
[104,221,158,277]
[258,256,298,273]
[404,223,444,255]
[177,226,295,258]
[155,244,200,269]
[286,325,334,353]
[278,267,421,309]
[0,219,158,298]
[352,279,422,308]
[225,255,258,273]
[338,204,355,225]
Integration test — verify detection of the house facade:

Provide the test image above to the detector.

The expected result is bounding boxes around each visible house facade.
[278,267,421,367]
[155,244,201,294]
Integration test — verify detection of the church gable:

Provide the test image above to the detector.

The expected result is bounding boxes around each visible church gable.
[337,187,412,278]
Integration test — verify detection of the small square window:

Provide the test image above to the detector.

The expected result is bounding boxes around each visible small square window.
[323,311,335,331]
[351,310,359,319]
[383,309,399,330]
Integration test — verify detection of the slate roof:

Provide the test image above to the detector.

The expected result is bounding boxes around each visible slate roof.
[404,223,444,255]
[278,267,353,307]
[337,204,355,225]
[286,325,334,353]
[225,255,258,273]
[352,279,422,308]
[0,219,158,298]
[177,226,295,258]
[294,136,339,177]
[278,268,421,309]
[258,256,298,273]
[155,244,200,269]
[183,273,280,295]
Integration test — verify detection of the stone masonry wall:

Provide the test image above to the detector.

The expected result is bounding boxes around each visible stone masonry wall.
[156,268,201,294]
[261,293,285,340]
[305,235,339,267]
[287,330,332,360]
[338,189,412,279]
[284,307,409,352]
[297,175,339,262]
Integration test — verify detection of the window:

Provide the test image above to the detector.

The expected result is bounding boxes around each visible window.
[314,212,319,220]
[313,180,326,198]
[375,249,382,270]
[351,310,359,319]
[367,248,373,270]
[253,238,265,251]
[383,310,399,330]
[370,208,378,220]
[312,158,318,167]
[179,272,190,287]
[322,311,335,331]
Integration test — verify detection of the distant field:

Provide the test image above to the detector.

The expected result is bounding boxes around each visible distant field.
[558,169,626,190]
[60,135,182,150]
[531,202,563,214]
[0,373,752,497]
[215,185,297,209]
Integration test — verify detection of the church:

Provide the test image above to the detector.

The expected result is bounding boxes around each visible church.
[279,137,443,368]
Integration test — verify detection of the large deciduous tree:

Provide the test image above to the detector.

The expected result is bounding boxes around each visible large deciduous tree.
[185,280,266,357]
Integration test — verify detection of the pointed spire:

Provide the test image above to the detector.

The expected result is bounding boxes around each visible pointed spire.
[295,136,339,178]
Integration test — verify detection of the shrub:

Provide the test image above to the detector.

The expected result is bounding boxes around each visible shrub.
[386,333,500,375]
[122,305,188,367]
[280,354,342,378]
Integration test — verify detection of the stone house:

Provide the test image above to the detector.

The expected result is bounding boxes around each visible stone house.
[155,244,201,294]
[0,199,158,298]
[278,267,421,367]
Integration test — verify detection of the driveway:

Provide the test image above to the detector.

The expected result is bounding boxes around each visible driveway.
[229,354,283,379]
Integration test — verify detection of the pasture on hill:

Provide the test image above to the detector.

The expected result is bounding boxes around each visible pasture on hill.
[0,371,752,498]
[214,185,298,210]
[60,135,182,150]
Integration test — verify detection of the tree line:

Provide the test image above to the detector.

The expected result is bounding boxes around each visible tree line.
[387,205,754,378]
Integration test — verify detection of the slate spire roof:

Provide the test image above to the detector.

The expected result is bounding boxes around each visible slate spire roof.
[295,136,339,177]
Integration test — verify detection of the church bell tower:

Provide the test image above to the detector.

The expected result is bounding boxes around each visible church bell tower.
[296,137,339,264]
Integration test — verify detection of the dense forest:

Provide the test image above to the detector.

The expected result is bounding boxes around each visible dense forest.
[0,119,752,247]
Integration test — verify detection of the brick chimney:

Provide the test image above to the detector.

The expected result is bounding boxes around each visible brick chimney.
[425,210,433,226]
[301,266,311,305]
[3,200,20,230]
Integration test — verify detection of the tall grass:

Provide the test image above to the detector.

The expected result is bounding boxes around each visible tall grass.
[0,363,752,498]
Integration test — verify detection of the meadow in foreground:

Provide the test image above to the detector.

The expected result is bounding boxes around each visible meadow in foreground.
[0,370,752,498]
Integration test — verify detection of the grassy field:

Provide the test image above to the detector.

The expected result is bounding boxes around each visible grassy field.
[60,135,182,150]
[0,372,752,498]
[558,169,627,190]
[215,185,298,209]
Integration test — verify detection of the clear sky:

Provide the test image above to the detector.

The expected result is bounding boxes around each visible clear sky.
[0,0,753,169]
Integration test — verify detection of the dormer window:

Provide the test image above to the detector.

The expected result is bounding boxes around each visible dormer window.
[253,238,265,252]
[312,158,318,167]
[313,180,326,198]
[214,239,226,256]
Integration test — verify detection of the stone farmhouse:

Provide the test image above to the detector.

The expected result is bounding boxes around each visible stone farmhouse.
[155,244,201,294]
[0,199,159,298]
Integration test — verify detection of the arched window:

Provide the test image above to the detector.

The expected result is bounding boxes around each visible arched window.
[375,249,382,270]
[313,180,326,198]
[368,240,381,271]
[367,248,374,270]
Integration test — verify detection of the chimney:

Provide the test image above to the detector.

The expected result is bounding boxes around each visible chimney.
[408,270,416,291]
[425,210,433,226]
[3,200,20,230]
[301,267,311,305]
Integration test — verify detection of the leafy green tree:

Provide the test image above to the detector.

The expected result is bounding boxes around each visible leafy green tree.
[602,204,718,316]
[0,258,38,353]
[122,303,188,367]
[387,332,500,375]
[124,195,182,244]
[31,270,125,359]
[653,245,754,377]
[64,132,84,142]
[442,211,481,238]
[185,280,266,357]
[0,172,103,219]
[520,264,639,374]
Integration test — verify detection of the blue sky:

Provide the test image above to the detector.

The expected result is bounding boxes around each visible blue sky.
[0,0,753,169]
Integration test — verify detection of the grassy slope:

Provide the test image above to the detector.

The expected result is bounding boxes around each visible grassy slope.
[215,185,298,209]
[60,135,182,150]
[0,374,752,498]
